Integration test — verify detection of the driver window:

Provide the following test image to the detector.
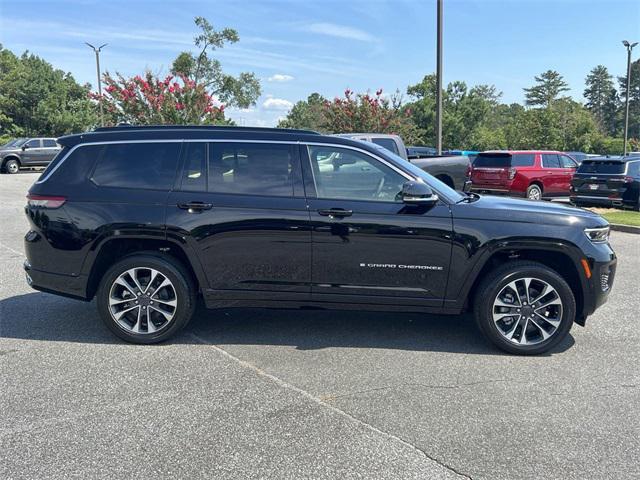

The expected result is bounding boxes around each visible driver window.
[308,145,405,202]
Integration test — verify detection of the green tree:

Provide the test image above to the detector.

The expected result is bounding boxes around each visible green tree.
[524,70,570,108]
[277,93,327,131]
[618,59,640,141]
[170,17,260,109]
[584,65,618,135]
[0,44,97,136]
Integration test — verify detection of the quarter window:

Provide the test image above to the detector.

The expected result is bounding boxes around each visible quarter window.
[542,154,561,168]
[91,142,181,190]
[511,154,535,167]
[307,145,406,202]
[208,142,295,197]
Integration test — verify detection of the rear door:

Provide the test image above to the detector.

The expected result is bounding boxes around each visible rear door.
[165,141,311,302]
[541,154,563,195]
[41,139,61,163]
[471,153,511,190]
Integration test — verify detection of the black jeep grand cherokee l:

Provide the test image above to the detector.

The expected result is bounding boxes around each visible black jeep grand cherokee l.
[24,126,616,354]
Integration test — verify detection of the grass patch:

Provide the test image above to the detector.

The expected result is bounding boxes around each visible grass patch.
[588,208,640,227]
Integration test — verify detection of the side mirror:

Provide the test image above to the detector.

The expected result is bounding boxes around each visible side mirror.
[22,145,27,150]
[400,181,438,205]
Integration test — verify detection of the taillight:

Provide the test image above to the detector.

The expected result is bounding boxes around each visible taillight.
[508,168,517,180]
[27,194,66,209]
[624,176,634,183]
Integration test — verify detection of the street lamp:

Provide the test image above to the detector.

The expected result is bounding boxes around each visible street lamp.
[622,40,637,156]
[435,0,443,155]
[85,42,108,126]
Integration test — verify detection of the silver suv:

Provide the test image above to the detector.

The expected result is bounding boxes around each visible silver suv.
[0,138,61,174]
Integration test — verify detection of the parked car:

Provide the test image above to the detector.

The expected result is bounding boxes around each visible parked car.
[565,151,588,165]
[24,125,616,355]
[570,156,640,210]
[467,150,578,200]
[0,137,61,174]
[335,133,470,190]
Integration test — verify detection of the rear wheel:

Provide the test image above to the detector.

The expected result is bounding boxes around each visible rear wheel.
[526,184,542,200]
[96,254,197,344]
[473,261,575,355]
[3,158,20,174]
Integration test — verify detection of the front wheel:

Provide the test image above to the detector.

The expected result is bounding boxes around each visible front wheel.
[473,261,576,355]
[4,159,20,174]
[96,254,197,344]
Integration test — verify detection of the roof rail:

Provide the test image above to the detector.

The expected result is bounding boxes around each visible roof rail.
[92,124,320,135]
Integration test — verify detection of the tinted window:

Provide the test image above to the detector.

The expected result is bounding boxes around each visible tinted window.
[43,139,58,148]
[180,142,207,192]
[208,142,295,197]
[559,155,577,168]
[45,145,102,185]
[511,154,535,167]
[542,154,561,168]
[371,138,400,155]
[25,139,40,148]
[308,145,405,202]
[628,162,640,177]
[578,161,626,174]
[91,142,181,190]
[473,154,511,167]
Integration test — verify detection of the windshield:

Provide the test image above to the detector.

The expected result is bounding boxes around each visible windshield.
[578,161,625,174]
[367,143,466,203]
[2,138,26,148]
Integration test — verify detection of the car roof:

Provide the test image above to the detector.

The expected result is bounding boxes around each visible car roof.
[480,150,562,154]
[55,125,385,155]
[333,133,400,139]
[583,155,640,162]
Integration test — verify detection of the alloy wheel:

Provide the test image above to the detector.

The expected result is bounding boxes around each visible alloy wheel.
[492,277,563,345]
[528,188,541,200]
[6,161,19,174]
[108,267,178,335]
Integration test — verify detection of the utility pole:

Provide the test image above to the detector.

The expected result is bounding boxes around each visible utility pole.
[622,40,637,156]
[85,42,108,126]
[435,0,443,155]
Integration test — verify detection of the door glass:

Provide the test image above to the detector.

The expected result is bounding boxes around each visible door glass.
[371,137,400,155]
[180,142,207,192]
[25,139,41,148]
[542,154,561,168]
[208,142,295,197]
[307,145,406,202]
[511,154,535,167]
[559,155,577,168]
[42,139,58,148]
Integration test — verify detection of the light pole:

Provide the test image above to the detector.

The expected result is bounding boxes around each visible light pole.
[435,0,443,155]
[622,40,637,156]
[86,42,108,126]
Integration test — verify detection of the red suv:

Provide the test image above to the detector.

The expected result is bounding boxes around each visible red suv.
[468,151,578,200]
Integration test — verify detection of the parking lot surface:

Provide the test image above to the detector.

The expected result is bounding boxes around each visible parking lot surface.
[1,172,638,479]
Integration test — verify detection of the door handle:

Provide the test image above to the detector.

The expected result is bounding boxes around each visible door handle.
[177,201,213,212]
[318,208,353,217]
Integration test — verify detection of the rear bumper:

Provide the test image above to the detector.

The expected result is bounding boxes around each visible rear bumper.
[570,194,635,207]
[23,260,88,300]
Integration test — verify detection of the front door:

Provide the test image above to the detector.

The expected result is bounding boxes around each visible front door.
[165,141,311,302]
[541,153,564,196]
[558,154,578,194]
[22,139,42,165]
[302,144,453,307]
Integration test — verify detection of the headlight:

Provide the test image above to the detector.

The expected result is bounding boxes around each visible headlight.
[584,226,610,243]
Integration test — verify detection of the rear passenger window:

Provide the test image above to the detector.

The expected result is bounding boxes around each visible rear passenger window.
[208,142,295,197]
[542,154,561,168]
[511,154,535,167]
[91,142,181,190]
[180,143,207,192]
[43,139,58,148]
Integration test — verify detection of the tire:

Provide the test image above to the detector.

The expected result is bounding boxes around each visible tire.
[526,184,542,201]
[96,254,197,344]
[3,158,20,174]
[473,261,576,355]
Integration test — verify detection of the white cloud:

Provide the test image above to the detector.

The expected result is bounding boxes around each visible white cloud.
[267,74,295,82]
[305,22,375,42]
[262,98,294,111]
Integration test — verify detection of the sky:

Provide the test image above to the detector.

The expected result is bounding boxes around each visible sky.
[1,0,639,127]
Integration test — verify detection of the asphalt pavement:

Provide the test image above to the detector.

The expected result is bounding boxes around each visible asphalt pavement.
[1,172,638,479]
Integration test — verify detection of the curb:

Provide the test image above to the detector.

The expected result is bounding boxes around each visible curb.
[610,223,640,234]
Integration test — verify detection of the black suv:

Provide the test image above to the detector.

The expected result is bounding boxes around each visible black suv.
[24,126,616,354]
[570,156,640,210]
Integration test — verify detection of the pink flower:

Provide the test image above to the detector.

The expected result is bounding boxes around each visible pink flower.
[175,102,184,110]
